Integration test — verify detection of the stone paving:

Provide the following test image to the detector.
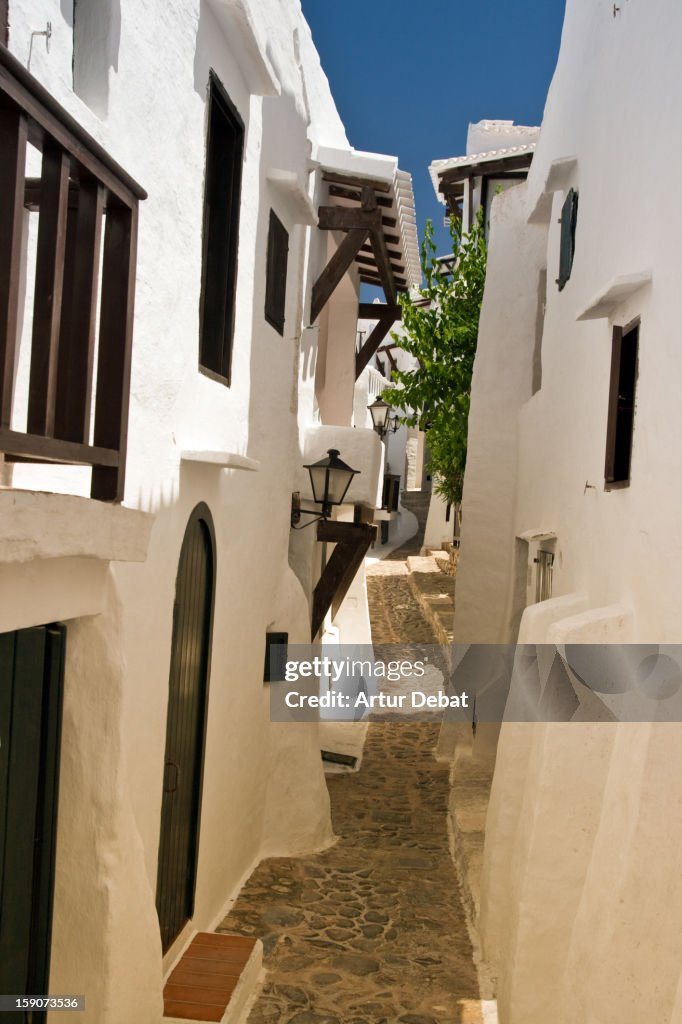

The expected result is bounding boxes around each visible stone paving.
[218,532,482,1024]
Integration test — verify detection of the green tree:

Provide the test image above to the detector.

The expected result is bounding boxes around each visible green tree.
[383,212,487,505]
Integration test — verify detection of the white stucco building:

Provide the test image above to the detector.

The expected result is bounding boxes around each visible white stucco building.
[432,3,682,1023]
[0,2,418,1020]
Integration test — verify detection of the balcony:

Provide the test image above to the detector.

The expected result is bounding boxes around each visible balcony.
[0,45,146,501]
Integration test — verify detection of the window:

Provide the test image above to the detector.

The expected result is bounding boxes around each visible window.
[263,632,288,682]
[556,188,578,291]
[605,322,639,486]
[199,72,244,384]
[264,210,289,335]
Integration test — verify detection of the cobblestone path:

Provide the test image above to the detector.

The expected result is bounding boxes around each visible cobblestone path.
[219,539,482,1024]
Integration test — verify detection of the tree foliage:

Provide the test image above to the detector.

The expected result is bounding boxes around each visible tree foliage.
[383,212,487,505]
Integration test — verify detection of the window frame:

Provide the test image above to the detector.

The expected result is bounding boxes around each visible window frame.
[604,318,640,489]
[198,70,245,386]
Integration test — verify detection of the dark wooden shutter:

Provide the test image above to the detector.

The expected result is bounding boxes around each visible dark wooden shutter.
[156,505,215,953]
[605,323,638,484]
[264,210,289,335]
[0,625,65,1023]
[557,188,578,291]
[199,72,244,384]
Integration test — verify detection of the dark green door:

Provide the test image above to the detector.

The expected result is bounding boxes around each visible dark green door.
[156,505,215,952]
[0,625,65,1023]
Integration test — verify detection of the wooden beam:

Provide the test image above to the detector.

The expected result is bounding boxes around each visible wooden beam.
[322,170,391,194]
[354,253,405,275]
[311,521,377,638]
[328,184,393,208]
[379,346,398,373]
[0,426,119,467]
[359,273,407,290]
[54,179,105,444]
[91,202,137,501]
[27,147,70,437]
[438,152,533,184]
[310,226,368,323]
[358,302,402,320]
[355,314,398,379]
[0,108,27,428]
[318,206,395,231]
[360,242,402,261]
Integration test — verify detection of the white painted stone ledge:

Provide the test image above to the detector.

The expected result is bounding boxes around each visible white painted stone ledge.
[0,488,153,564]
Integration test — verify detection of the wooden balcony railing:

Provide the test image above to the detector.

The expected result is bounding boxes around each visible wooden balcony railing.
[0,45,146,501]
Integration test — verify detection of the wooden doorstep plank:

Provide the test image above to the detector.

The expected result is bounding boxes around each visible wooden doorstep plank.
[162,1001,223,1023]
[164,982,237,1004]
[191,933,255,950]
[169,963,245,983]
[181,946,251,963]
[28,146,70,436]
[0,107,27,428]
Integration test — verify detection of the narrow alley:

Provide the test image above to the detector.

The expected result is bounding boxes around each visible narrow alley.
[219,526,481,1024]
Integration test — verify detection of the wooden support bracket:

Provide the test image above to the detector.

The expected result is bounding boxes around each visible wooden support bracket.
[355,313,399,379]
[311,520,377,639]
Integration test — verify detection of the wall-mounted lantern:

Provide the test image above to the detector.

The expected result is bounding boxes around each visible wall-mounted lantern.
[368,397,391,436]
[369,397,400,438]
[291,448,360,528]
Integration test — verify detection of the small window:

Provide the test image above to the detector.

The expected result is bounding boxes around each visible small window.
[264,210,289,335]
[605,322,639,486]
[199,72,244,384]
[263,632,288,683]
[557,188,578,291]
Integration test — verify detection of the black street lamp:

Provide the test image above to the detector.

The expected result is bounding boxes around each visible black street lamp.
[291,449,360,528]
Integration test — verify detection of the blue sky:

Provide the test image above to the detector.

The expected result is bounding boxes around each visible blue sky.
[301,0,566,261]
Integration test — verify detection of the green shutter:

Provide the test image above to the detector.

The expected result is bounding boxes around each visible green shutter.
[557,188,578,291]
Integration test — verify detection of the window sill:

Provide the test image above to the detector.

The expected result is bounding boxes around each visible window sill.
[181,451,260,472]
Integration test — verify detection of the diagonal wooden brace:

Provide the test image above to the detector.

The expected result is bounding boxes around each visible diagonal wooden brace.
[310,226,369,323]
[355,313,399,379]
[311,520,377,639]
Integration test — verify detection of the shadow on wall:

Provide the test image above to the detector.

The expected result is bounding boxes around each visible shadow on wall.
[72,0,121,118]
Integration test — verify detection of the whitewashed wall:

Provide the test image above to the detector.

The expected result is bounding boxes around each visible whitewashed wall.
[450,0,682,1021]
[3,2,372,1021]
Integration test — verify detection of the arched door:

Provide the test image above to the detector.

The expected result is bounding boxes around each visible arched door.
[156,504,215,952]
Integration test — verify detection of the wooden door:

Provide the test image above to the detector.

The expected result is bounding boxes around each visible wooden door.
[156,505,215,952]
[0,625,65,1023]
